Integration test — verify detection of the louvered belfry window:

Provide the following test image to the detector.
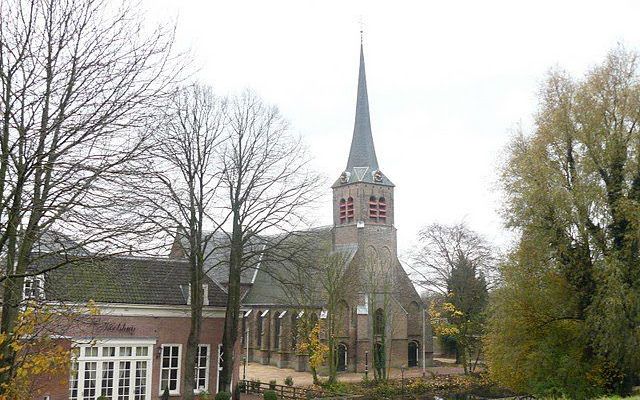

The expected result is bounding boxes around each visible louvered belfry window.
[339,199,346,224]
[369,196,378,220]
[378,197,387,222]
[346,197,354,222]
[369,196,387,223]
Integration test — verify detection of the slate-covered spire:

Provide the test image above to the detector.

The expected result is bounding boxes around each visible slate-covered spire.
[334,41,393,187]
[346,43,378,172]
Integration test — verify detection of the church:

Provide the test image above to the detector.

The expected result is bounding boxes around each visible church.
[200,42,434,373]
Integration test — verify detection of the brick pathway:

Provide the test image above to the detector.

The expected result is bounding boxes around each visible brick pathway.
[241,359,465,387]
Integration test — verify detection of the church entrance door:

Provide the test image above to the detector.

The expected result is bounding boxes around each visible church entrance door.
[337,343,347,371]
[408,341,418,367]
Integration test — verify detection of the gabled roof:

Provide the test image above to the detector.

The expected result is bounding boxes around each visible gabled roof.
[171,231,262,285]
[242,229,358,307]
[333,43,393,188]
[43,256,228,307]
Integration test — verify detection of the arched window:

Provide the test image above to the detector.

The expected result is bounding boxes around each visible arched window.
[339,199,346,224]
[274,312,281,350]
[337,343,348,371]
[291,313,298,350]
[374,308,385,336]
[408,341,419,367]
[378,197,387,223]
[346,197,354,222]
[369,196,378,220]
[257,311,264,347]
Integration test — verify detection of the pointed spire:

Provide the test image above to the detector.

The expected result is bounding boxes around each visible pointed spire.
[333,39,393,187]
[346,41,379,172]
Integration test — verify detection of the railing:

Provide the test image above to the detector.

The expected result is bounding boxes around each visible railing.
[239,380,358,400]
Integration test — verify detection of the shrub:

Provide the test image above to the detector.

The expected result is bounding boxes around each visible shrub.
[238,381,247,393]
[214,392,231,400]
[263,390,277,400]
[97,397,109,400]
[161,388,170,400]
[284,376,294,386]
[251,379,261,391]
[269,379,277,390]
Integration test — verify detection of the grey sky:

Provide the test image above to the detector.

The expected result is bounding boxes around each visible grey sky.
[144,0,640,253]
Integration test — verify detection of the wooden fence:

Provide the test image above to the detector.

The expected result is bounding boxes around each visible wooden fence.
[239,380,359,400]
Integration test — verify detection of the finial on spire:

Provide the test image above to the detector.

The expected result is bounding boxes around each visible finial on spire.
[358,15,364,44]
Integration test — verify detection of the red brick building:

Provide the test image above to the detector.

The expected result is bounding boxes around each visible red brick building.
[30,256,238,400]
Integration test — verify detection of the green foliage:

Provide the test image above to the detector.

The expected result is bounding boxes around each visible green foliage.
[214,391,231,400]
[250,379,261,391]
[269,379,277,389]
[161,387,170,400]
[284,376,294,386]
[488,46,640,397]
[263,390,277,400]
[97,397,109,400]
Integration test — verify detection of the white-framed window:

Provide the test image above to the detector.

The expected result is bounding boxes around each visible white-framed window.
[23,275,45,300]
[159,344,181,395]
[194,344,210,393]
[70,340,154,400]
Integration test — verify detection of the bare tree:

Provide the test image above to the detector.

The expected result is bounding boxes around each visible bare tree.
[131,84,226,399]
[218,90,322,395]
[0,0,179,386]
[409,222,499,295]
[362,250,396,381]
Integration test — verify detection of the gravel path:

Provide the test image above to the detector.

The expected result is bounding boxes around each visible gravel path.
[241,359,465,387]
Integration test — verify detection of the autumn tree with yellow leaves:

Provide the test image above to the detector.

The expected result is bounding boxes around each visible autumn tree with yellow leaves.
[429,256,488,375]
[0,302,98,400]
[295,315,328,385]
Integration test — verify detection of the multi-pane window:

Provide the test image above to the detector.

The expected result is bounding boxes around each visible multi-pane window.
[160,345,181,395]
[118,361,131,400]
[134,361,148,400]
[194,345,210,392]
[70,342,153,400]
[70,357,79,400]
[101,361,114,397]
[83,362,97,400]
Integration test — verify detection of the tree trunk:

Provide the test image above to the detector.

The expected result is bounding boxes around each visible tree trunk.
[183,252,204,400]
[221,215,243,397]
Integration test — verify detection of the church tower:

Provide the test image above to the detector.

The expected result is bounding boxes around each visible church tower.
[332,42,397,257]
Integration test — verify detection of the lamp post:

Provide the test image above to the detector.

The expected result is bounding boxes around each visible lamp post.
[364,351,369,381]
[422,307,426,377]
[400,365,405,398]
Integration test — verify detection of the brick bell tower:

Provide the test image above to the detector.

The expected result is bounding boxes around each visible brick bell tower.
[332,40,397,257]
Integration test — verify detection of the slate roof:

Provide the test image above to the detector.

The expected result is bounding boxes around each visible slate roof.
[333,43,393,188]
[171,232,262,285]
[43,256,228,307]
[242,228,358,307]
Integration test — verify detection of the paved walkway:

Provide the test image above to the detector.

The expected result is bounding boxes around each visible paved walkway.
[242,359,465,387]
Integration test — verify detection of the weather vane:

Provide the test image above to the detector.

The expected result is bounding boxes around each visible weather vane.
[358,15,364,44]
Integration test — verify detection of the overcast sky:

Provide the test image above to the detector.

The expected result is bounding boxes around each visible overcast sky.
[144,0,640,254]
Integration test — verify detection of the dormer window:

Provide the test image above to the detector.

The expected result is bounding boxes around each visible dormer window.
[369,196,387,223]
[23,275,45,300]
[186,283,209,306]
